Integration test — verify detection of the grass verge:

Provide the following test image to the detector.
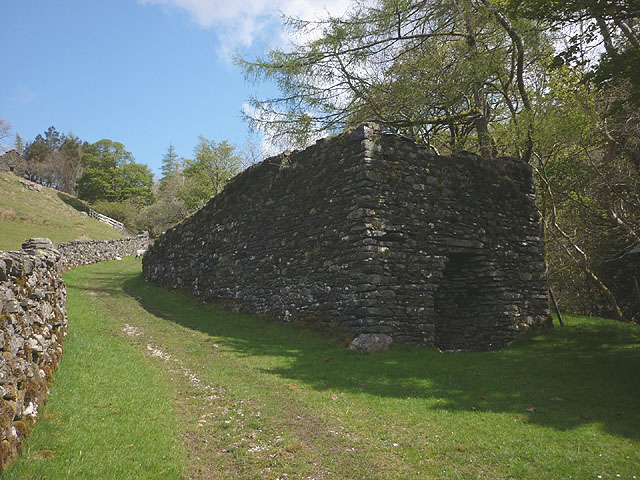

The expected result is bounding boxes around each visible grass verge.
[1,260,185,479]
[4,257,640,478]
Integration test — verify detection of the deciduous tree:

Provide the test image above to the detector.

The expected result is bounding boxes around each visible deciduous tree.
[0,120,11,151]
[238,0,640,320]
[180,137,242,210]
[76,139,153,204]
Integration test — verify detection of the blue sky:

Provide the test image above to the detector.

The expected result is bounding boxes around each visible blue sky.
[0,0,349,176]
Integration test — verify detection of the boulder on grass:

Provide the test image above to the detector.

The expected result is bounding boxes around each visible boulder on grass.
[348,333,393,353]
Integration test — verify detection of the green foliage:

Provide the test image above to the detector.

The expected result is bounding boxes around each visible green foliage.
[240,0,640,319]
[238,0,552,157]
[91,200,135,224]
[117,163,154,205]
[14,133,24,155]
[76,166,119,203]
[138,172,191,236]
[527,62,640,320]
[83,138,134,168]
[591,48,640,106]
[76,139,153,205]
[21,126,91,194]
[160,143,181,178]
[507,0,640,107]
[44,125,62,150]
[139,138,246,237]
[180,137,242,211]
[24,133,52,163]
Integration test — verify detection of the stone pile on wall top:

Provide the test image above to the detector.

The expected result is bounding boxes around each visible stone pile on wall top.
[144,123,551,351]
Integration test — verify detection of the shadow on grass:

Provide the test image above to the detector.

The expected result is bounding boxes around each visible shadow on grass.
[122,272,640,441]
[57,191,90,214]
[65,263,141,299]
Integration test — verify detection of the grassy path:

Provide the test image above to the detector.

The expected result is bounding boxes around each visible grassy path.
[2,259,184,479]
[3,258,640,479]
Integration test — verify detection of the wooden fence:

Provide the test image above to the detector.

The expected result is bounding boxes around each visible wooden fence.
[88,208,125,231]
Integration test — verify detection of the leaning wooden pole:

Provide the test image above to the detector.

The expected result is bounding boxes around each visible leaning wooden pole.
[549,285,564,326]
[634,277,640,318]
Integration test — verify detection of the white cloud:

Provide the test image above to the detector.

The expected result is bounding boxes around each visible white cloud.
[139,0,352,57]
[140,0,350,27]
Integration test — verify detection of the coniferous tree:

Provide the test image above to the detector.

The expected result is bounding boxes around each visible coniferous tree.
[15,134,24,155]
[238,0,640,319]
[238,0,552,160]
[160,143,181,178]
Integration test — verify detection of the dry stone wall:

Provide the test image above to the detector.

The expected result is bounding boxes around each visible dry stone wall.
[0,234,150,471]
[55,233,149,271]
[0,239,66,471]
[143,123,551,350]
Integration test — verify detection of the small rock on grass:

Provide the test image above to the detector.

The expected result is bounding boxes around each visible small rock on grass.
[348,333,393,353]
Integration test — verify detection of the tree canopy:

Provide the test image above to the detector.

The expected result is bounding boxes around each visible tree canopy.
[76,139,153,204]
[22,126,89,193]
[180,137,243,211]
[238,0,558,160]
[10,127,247,236]
[160,143,181,178]
[239,0,640,320]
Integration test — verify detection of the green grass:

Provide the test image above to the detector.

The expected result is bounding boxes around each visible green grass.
[4,257,640,479]
[1,259,185,479]
[0,172,124,251]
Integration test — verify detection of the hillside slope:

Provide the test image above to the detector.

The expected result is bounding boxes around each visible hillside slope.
[0,172,125,251]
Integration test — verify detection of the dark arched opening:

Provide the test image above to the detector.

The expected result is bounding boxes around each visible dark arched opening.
[434,252,491,350]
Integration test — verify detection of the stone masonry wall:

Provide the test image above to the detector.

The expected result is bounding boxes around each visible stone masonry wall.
[0,151,27,177]
[55,233,149,271]
[143,123,550,350]
[364,131,550,349]
[0,239,67,472]
[0,234,150,472]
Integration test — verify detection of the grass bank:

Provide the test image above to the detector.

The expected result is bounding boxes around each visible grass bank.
[4,257,640,478]
[0,172,123,251]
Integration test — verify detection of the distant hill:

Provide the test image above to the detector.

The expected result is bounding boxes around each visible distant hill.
[0,172,125,251]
